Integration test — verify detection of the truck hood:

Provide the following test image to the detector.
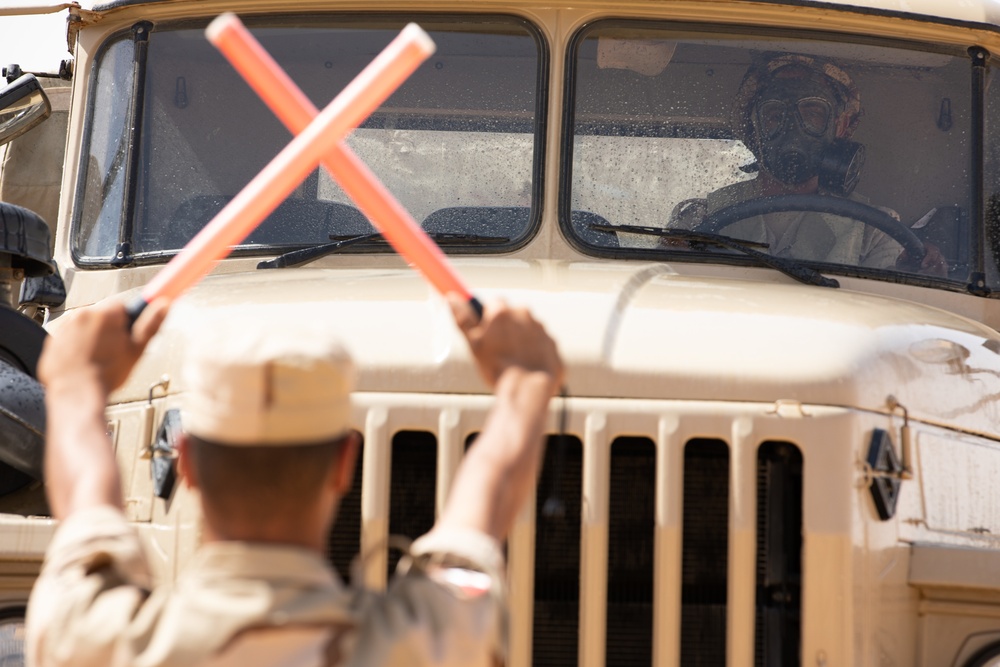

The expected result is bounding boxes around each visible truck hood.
[118,260,1000,437]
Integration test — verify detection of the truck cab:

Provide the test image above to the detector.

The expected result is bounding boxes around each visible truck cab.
[3,0,1000,664]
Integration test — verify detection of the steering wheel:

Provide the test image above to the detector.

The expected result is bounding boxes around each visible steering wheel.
[696,194,927,264]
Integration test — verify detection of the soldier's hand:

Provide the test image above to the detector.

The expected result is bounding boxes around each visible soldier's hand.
[448,294,564,393]
[39,298,169,395]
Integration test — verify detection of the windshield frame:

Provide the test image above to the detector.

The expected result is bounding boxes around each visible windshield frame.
[559,18,983,293]
[70,12,550,268]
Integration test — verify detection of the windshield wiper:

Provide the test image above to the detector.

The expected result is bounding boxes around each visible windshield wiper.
[258,232,510,269]
[589,223,839,288]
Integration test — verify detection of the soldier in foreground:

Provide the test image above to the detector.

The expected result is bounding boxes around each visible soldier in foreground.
[25,294,563,666]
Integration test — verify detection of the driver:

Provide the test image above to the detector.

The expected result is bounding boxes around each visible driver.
[667,53,946,275]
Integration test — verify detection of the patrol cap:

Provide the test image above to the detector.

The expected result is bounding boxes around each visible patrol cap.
[181,319,356,446]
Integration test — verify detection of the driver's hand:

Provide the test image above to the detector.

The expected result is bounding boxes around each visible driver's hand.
[897,241,948,277]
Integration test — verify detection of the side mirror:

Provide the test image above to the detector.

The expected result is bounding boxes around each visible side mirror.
[0,74,50,147]
[19,265,66,309]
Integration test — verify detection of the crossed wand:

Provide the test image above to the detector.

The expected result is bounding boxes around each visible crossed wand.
[126,14,482,323]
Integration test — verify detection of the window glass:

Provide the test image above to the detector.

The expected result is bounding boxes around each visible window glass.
[566,24,973,284]
[984,65,1000,289]
[75,36,135,260]
[74,17,543,261]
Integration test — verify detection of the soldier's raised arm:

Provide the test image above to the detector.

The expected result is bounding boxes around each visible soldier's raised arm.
[436,294,564,541]
[38,300,169,520]
[346,295,564,667]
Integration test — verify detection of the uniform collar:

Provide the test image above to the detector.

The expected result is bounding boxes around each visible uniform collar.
[182,541,341,588]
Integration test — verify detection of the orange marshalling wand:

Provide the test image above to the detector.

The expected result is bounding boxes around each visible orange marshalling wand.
[206,13,481,316]
[127,19,478,322]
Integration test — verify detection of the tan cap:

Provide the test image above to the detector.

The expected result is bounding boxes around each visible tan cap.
[181,320,356,446]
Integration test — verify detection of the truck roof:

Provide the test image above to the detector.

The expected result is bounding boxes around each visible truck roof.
[0,0,986,29]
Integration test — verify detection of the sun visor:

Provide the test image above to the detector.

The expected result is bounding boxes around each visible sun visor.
[597,37,676,77]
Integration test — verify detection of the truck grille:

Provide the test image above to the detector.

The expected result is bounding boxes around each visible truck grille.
[387,431,437,576]
[681,440,729,666]
[755,443,803,667]
[606,438,655,666]
[533,437,582,667]
[326,399,804,666]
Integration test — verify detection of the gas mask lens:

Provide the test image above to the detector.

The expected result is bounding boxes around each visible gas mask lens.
[756,96,833,140]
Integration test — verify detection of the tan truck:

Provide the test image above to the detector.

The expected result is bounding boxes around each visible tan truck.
[4,0,1000,664]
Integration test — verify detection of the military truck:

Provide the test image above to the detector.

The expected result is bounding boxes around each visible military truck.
[4,0,1000,664]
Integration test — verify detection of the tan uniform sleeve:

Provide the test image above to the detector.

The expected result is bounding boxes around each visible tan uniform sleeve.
[346,528,506,667]
[858,227,902,269]
[26,505,152,667]
[667,198,709,231]
[847,199,903,269]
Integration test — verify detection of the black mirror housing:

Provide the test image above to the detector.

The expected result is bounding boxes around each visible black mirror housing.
[0,74,50,147]
[19,269,66,310]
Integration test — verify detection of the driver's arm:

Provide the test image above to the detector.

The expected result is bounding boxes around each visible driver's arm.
[858,219,947,276]
[666,198,708,231]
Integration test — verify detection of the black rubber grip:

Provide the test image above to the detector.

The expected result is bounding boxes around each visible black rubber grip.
[469,296,484,322]
[124,296,148,329]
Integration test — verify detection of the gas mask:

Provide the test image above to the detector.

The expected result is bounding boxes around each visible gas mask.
[751,75,865,196]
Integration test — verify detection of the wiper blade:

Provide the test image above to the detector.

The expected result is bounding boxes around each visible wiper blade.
[257,233,381,269]
[258,232,509,270]
[589,223,839,288]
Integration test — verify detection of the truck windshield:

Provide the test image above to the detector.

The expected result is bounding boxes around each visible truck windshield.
[73,16,543,263]
[564,22,984,287]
